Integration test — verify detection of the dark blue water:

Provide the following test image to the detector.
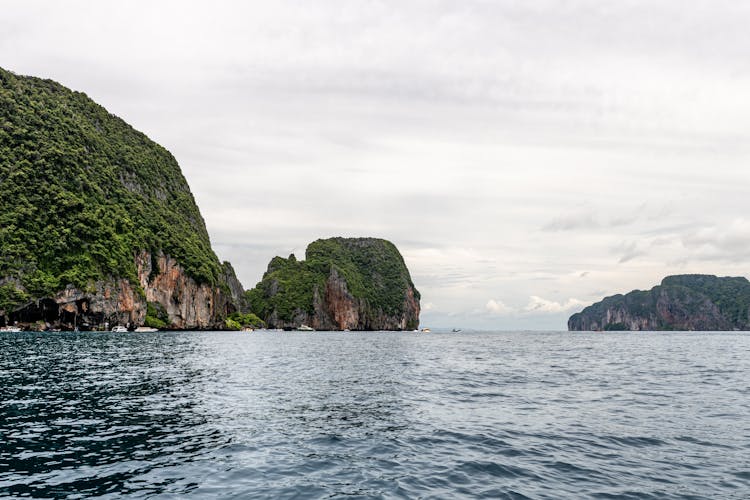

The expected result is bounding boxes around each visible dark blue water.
[1,331,749,499]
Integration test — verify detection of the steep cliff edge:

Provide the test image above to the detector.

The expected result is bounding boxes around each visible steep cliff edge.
[246,238,420,330]
[568,274,750,331]
[0,67,241,330]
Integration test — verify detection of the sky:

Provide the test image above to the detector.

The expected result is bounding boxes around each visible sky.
[2,1,750,329]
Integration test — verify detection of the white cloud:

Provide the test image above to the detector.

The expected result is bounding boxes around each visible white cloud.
[485,299,512,315]
[681,218,750,262]
[524,296,587,314]
[542,212,599,232]
[3,1,750,329]
[614,241,646,264]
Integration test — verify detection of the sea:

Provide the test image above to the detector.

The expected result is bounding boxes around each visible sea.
[1,330,749,499]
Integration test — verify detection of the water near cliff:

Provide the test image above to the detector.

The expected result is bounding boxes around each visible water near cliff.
[2,331,749,498]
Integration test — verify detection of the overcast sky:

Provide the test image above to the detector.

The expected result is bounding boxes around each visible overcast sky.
[3,1,750,329]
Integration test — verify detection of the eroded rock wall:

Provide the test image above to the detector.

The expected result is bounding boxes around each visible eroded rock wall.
[3,250,240,330]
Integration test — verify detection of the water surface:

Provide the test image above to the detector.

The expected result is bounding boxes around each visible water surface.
[1,330,749,498]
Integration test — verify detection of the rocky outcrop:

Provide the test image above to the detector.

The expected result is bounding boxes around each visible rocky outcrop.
[136,250,238,329]
[221,261,245,308]
[0,67,243,330]
[2,250,241,330]
[569,274,750,331]
[306,267,420,330]
[246,237,421,330]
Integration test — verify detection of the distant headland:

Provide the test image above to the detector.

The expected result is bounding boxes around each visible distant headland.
[568,274,750,331]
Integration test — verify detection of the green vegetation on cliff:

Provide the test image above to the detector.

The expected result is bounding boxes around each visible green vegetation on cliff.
[144,301,169,329]
[569,274,750,331]
[660,275,750,325]
[0,67,222,310]
[224,312,265,330]
[246,253,324,320]
[246,237,420,328]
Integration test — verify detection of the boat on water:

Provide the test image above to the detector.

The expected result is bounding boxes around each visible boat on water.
[420,328,431,333]
[452,328,462,333]
[111,325,128,333]
[0,326,22,332]
[134,326,159,333]
[297,324,315,331]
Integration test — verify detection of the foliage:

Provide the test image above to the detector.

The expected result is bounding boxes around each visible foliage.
[144,301,169,329]
[0,67,222,311]
[144,315,167,329]
[225,318,242,331]
[246,237,419,323]
[0,282,29,313]
[661,275,750,325]
[228,311,265,328]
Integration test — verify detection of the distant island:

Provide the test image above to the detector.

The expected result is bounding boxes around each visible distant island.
[0,67,420,331]
[568,274,750,331]
[246,237,421,331]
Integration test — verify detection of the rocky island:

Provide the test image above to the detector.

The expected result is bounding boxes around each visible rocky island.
[568,274,750,331]
[0,67,243,330]
[245,238,421,330]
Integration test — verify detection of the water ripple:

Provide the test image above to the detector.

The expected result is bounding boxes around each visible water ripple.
[1,330,750,498]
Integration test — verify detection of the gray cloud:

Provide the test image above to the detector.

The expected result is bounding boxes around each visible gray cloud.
[2,1,750,329]
[542,212,600,232]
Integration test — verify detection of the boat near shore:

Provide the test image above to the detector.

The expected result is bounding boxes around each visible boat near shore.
[297,325,315,331]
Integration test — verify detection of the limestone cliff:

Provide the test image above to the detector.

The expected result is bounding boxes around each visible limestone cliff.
[0,67,241,330]
[246,237,421,330]
[568,274,750,331]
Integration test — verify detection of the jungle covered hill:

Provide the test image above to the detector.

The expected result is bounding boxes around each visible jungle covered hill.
[0,67,241,330]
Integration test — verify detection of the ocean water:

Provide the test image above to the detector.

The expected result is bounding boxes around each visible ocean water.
[1,330,749,499]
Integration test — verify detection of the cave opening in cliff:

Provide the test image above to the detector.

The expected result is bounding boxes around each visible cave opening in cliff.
[8,298,60,326]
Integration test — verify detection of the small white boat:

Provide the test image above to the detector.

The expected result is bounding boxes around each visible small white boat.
[0,326,22,332]
[134,327,159,333]
[296,324,314,331]
[111,325,128,333]
[420,328,431,333]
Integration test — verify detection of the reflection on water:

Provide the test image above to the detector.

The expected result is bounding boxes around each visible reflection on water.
[0,333,225,497]
[2,330,750,498]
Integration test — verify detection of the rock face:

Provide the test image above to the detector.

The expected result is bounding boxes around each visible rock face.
[246,237,421,330]
[568,274,750,331]
[0,67,241,330]
[5,251,243,331]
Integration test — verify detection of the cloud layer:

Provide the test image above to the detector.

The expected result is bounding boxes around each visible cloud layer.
[2,1,749,329]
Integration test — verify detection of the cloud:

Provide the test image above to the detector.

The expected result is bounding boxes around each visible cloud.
[614,241,646,264]
[3,1,750,330]
[681,219,750,262]
[485,299,512,315]
[524,296,587,313]
[542,212,599,232]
